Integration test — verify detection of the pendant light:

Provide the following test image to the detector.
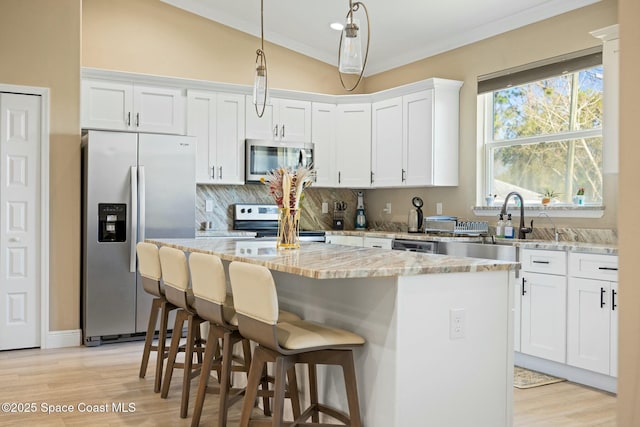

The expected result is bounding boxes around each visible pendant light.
[338,0,370,92]
[253,0,268,117]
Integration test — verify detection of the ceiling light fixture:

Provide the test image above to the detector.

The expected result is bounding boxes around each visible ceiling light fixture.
[330,22,344,31]
[253,0,268,117]
[338,0,370,91]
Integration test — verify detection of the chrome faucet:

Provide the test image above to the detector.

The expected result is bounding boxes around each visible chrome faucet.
[538,212,559,242]
[500,191,533,239]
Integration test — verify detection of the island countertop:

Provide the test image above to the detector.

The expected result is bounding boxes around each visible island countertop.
[147,238,517,280]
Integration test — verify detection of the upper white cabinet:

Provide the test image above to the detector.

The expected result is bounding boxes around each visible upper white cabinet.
[187,90,245,184]
[567,253,618,376]
[81,79,185,135]
[371,80,462,187]
[245,97,311,142]
[312,103,337,187]
[335,103,371,188]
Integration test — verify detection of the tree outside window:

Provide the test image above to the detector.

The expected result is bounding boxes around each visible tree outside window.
[482,66,603,205]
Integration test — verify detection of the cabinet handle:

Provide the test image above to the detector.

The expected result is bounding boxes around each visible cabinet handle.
[218,166,222,179]
[281,125,285,139]
[402,169,406,182]
[372,245,382,248]
[126,112,131,126]
[600,287,606,308]
[211,166,215,179]
[598,266,618,271]
[136,112,140,127]
[370,171,374,184]
[612,289,617,311]
[522,278,527,296]
[532,260,550,264]
[338,171,341,184]
[274,125,278,138]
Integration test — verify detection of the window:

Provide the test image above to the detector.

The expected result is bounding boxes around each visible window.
[479,51,603,206]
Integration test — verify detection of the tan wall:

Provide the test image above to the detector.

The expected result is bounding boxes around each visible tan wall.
[363,0,618,230]
[617,0,640,422]
[81,0,352,95]
[0,0,81,331]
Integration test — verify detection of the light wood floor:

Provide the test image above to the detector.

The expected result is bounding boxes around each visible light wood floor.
[0,341,616,426]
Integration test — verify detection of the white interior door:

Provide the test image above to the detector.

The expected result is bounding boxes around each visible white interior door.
[0,92,41,350]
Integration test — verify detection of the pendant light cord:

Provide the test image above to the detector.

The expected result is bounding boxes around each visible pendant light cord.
[255,0,268,118]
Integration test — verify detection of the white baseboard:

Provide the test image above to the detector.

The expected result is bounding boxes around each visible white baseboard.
[44,329,82,349]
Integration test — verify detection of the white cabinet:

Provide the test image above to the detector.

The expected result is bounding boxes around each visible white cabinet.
[335,103,371,188]
[245,97,311,142]
[371,82,461,188]
[311,103,337,187]
[81,79,185,134]
[567,253,618,376]
[325,235,364,247]
[363,237,393,249]
[187,90,245,184]
[520,249,567,363]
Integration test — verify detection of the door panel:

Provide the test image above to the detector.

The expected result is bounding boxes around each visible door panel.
[0,92,41,350]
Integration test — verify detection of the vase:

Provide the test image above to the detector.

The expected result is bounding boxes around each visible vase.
[277,208,300,249]
[573,195,585,205]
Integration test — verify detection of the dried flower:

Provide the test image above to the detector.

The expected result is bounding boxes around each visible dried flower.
[261,165,314,209]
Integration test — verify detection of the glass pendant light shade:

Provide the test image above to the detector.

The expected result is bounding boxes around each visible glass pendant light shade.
[339,18,362,74]
[253,61,267,105]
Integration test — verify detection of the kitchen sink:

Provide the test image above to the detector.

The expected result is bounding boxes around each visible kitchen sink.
[437,240,517,262]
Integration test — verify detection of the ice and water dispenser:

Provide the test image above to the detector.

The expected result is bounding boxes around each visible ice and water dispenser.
[98,203,126,242]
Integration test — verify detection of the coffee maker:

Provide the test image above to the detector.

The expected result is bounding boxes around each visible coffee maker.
[408,197,424,233]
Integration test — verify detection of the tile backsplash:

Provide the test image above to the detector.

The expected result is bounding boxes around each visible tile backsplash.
[196,184,359,231]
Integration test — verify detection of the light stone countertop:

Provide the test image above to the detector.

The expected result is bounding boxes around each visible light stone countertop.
[148,237,517,280]
[495,238,618,255]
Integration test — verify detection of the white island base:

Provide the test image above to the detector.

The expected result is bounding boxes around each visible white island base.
[271,269,514,427]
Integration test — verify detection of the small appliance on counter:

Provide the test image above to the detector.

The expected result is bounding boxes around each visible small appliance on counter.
[423,215,489,236]
[332,201,346,230]
[408,196,424,233]
[355,191,367,230]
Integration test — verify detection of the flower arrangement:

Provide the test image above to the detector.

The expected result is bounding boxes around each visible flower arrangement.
[261,166,314,248]
[261,165,314,209]
[576,187,585,196]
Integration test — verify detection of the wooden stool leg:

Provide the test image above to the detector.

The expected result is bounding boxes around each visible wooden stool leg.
[308,362,319,423]
[191,324,217,427]
[217,330,235,427]
[260,364,272,416]
[161,310,186,399]
[180,314,197,419]
[240,346,269,427]
[139,298,161,379]
[340,350,362,427]
[154,300,171,393]
[271,356,291,427]
[287,365,301,420]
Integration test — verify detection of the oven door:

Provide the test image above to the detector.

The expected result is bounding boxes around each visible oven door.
[245,139,314,182]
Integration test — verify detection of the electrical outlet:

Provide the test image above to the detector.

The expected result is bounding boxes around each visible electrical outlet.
[322,202,329,214]
[449,308,465,339]
[436,202,443,215]
[383,202,392,214]
[205,199,214,212]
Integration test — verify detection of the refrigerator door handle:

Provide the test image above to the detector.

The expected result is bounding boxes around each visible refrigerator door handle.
[139,165,146,243]
[130,166,138,273]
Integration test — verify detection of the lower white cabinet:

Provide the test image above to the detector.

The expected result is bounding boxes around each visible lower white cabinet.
[567,253,619,376]
[325,235,364,247]
[363,237,392,249]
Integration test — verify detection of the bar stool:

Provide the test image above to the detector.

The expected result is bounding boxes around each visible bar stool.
[189,252,303,427]
[136,242,178,393]
[229,261,365,427]
[159,246,206,419]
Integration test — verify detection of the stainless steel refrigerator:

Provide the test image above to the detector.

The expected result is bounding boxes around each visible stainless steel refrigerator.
[81,130,195,346]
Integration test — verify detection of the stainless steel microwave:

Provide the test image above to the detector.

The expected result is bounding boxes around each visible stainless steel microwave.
[245,139,314,182]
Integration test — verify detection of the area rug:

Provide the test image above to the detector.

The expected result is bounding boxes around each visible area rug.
[514,366,566,389]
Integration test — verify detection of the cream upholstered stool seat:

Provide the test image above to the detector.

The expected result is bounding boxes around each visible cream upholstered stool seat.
[229,261,365,427]
[136,242,178,393]
[188,252,302,427]
[158,246,206,419]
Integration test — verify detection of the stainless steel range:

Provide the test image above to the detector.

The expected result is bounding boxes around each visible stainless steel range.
[233,203,326,242]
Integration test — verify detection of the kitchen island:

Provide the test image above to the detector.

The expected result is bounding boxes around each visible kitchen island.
[148,238,517,427]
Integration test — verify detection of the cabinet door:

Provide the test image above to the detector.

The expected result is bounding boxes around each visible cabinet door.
[245,95,276,140]
[278,99,311,143]
[335,104,371,188]
[312,103,337,187]
[81,79,133,131]
[133,85,185,134]
[187,90,216,183]
[521,271,567,363]
[610,281,618,377]
[567,277,611,374]
[363,237,392,249]
[371,97,403,187]
[325,235,364,246]
[215,93,245,184]
[403,90,434,186]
